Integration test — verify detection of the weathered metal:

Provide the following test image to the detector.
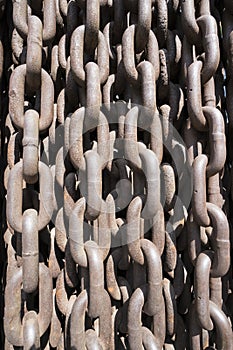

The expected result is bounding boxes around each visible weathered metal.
[0,1,233,349]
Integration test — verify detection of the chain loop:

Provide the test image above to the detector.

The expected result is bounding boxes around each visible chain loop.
[2,1,233,348]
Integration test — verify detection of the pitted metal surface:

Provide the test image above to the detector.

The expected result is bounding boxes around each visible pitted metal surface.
[0,0,233,349]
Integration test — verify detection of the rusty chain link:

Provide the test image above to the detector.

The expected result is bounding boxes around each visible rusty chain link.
[0,0,233,349]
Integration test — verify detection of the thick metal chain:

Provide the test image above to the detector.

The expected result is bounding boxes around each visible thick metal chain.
[1,0,233,349]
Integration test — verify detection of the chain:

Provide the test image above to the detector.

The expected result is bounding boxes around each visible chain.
[1,0,233,349]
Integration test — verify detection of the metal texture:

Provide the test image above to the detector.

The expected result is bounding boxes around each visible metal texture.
[0,1,233,349]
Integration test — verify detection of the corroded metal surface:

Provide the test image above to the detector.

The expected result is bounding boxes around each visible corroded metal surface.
[0,0,233,349]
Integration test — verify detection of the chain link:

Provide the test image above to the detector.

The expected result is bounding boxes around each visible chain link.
[0,0,233,349]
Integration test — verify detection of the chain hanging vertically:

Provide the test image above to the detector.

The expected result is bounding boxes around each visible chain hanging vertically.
[0,0,233,349]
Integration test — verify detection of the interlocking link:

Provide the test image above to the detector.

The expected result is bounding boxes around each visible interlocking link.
[1,1,233,349]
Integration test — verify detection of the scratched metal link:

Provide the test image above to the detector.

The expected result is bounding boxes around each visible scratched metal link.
[0,1,233,349]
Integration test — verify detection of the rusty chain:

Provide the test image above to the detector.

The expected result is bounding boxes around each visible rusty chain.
[0,0,233,349]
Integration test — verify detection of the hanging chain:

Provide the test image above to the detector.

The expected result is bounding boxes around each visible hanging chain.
[1,0,233,349]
